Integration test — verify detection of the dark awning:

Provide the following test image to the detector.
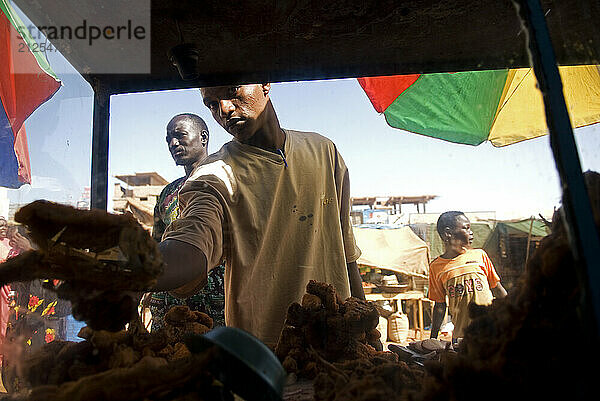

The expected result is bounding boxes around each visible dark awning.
[12,0,600,94]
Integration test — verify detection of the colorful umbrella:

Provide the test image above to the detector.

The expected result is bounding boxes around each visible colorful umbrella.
[358,66,600,147]
[0,0,60,188]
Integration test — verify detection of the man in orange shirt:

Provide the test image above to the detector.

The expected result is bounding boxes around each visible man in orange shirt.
[429,211,507,340]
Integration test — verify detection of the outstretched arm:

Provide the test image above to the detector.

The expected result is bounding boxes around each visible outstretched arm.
[154,239,208,293]
[430,301,447,339]
[157,179,225,296]
[347,261,365,300]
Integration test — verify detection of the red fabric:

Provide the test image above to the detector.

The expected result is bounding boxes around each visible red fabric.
[13,124,31,183]
[357,74,421,113]
[0,284,10,343]
[0,10,60,145]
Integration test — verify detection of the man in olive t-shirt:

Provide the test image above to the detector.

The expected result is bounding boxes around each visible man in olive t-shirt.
[156,84,365,346]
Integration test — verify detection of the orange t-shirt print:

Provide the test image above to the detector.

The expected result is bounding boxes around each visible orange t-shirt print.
[428,249,500,303]
[428,249,501,337]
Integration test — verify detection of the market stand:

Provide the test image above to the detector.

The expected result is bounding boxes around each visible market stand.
[366,291,432,341]
[7,0,600,399]
[353,225,432,340]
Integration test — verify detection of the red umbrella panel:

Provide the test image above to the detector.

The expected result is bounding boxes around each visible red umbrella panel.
[0,0,60,188]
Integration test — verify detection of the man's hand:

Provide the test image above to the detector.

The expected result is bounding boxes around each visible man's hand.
[492,283,508,299]
[347,261,365,300]
[9,232,32,251]
[51,239,208,331]
[430,302,447,339]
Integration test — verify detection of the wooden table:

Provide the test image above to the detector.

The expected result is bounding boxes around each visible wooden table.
[366,291,433,340]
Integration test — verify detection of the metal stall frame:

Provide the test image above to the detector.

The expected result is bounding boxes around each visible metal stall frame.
[75,0,598,334]
[516,0,600,335]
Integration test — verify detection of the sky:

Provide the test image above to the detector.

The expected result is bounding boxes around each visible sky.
[107,81,600,219]
[6,6,600,221]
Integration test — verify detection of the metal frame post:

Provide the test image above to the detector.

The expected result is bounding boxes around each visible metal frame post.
[90,82,110,210]
[516,0,600,335]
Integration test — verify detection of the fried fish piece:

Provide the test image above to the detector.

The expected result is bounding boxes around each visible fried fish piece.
[306,280,339,313]
[0,201,164,332]
[0,200,163,290]
[276,280,396,379]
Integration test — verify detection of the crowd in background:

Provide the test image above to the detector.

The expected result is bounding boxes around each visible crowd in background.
[0,216,78,385]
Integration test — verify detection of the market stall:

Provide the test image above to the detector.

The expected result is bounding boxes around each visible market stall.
[483,218,551,291]
[353,226,432,341]
[353,226,430,278]
[0,0,599,400]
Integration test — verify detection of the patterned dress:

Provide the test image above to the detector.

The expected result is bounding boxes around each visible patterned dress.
[150,177,226,330]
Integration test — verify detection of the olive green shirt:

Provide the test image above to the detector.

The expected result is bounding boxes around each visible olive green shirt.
[164,130,360,345]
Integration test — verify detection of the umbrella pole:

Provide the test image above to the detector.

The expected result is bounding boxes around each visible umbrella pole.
[525,216,534,266]
[515,0,600,335]
[90,81,111,211]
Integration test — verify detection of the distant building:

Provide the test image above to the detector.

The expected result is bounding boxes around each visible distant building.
[113,172,169,231]
[7,202,26,222]
[76,187,91,210]
[351,195,438,225]
[408,211,497,225]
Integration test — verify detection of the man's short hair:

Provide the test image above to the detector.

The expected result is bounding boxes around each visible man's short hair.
[436,211,466,237]
[169,113,209,136]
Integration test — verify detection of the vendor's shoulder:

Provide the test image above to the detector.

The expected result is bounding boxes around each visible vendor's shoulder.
[189,143,235,171]
[286,129,336,146]
[204,142,234,163]
[286,130,340,156]
[185,147,237,194]
[190,158,234,181]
